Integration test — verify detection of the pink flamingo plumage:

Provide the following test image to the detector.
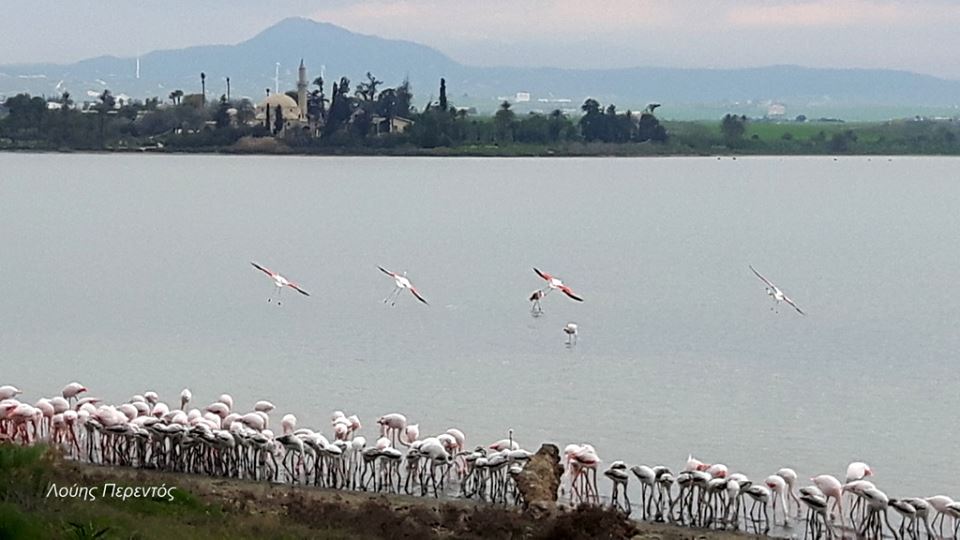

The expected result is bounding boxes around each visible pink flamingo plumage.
[251,262,310,305]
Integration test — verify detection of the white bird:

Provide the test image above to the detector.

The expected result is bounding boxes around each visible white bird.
[749,265,805,315]
[564,323,578,346]
[378,266,428,305]
[0,385,22,400]
[250,262,310,305]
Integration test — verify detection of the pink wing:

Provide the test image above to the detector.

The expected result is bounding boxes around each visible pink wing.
[287,283,311,296]
[251,262,276,277]
[560,286,583,302]
[409,287,429,305]
[533,267,553,282]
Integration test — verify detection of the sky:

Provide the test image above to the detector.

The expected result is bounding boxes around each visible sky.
[2,0,960,79]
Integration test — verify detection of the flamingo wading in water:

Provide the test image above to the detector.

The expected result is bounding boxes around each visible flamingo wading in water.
[378,267,428,306]
[250,262,310,305]
[749,265,805,315]
[564,323,578,346]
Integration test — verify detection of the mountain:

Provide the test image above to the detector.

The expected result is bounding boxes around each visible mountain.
[2,17,959,118]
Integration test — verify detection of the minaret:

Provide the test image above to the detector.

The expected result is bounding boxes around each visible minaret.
[297,59,307,121]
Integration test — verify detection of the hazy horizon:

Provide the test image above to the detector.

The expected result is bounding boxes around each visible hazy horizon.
[3,0,960,80]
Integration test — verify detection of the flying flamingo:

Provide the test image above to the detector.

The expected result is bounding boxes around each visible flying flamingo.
[532,268,583,306]
[250,262,310,305]
[749,265,805,315]
[378,266,428,306]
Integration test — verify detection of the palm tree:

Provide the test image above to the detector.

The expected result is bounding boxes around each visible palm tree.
[200,72,206,105]
[97,89,115,148]
[168,90,183,106]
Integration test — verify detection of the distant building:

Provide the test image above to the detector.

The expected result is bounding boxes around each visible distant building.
[256,92,300,129]
[767,102,786,117]
[371,115,413,135]
[256,59,315,135]
[297,59,308,121]
[515,92,531,103]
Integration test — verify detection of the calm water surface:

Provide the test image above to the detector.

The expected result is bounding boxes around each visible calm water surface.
[2,153,958,496]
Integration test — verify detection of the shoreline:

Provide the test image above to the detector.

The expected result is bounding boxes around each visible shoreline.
[3,445,764,539]
[28,449,766,540]
[1,146,959,159]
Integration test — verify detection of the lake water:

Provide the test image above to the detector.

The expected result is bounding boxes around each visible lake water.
[2,153,958,497]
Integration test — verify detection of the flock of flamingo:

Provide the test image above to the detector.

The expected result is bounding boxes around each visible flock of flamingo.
[0,380,957,540]
[252,261,803,347]
[6,261,941,540]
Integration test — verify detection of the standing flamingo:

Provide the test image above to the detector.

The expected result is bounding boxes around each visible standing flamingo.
[529,290,544,315]
[0,386,22,400]
[61,382,87,404]
[563,323,578,346]
[378,267,428,305]
[250,262,310,305]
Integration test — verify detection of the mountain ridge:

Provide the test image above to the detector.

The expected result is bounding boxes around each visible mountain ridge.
[1,17,958,116]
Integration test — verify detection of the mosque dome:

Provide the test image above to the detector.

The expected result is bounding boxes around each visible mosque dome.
[256,93,300,122]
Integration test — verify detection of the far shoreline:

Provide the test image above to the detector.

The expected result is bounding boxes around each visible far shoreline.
[2,146,958,159]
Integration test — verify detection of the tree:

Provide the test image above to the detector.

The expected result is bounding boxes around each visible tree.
[2,94,47,131]
[354,72,382,102]
[235,99,256,125]
[395,78,413,118]
[310,76,327,121]
[721,114,747,146]
[636,112,668,143]
[215,95,231,129]
[273,104,284,135]
[323,78,354,137]
[376,88,399,120]
[579,98,604,142]
[439,78,448,111]
[97,89,116,147]
[200,72,206,105]
[493,101,515,143]
[547,109,573,142]
[169,89,183,106]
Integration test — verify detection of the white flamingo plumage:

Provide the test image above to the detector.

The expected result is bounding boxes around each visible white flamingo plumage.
[378,266,428,305]
[251,261,310,305]
[532,267,584,302]
[749,265,805,315]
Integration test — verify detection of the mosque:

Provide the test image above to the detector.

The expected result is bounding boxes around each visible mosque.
[255,59,312,134]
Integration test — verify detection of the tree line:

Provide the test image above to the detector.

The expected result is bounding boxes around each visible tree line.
[0,73,669,150]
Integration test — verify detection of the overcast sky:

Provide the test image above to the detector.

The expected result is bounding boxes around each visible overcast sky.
[3,0,959,79]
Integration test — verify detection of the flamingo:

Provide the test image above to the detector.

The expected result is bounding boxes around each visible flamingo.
[61,382,87,404]
[179,389,191,411]
[250,261,310,305]
[749,265,805,315]
[563,323,578,346]
[377,266,428,305]
[529,289,544,315]
[776,468,803,518]
[812,474,845,530]
[604,461,631,514]
[0,386,22,400]
[532,268,583,304]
